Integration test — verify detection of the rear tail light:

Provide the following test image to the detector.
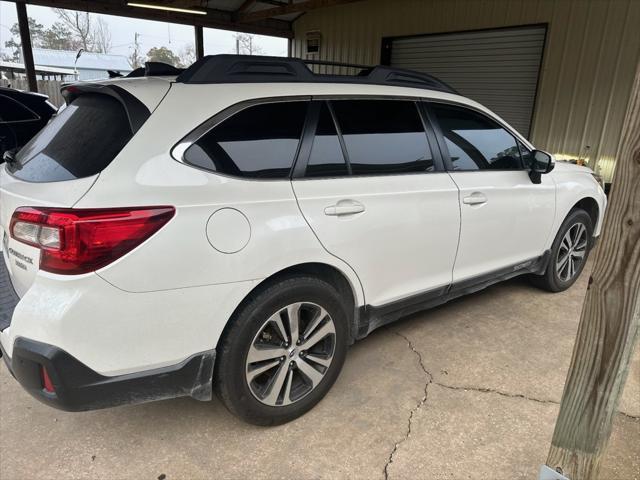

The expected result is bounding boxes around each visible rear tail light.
[10,206,175,275]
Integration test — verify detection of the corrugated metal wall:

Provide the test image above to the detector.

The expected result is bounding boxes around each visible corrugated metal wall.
[291,0,640,182]
[389,25,547,137]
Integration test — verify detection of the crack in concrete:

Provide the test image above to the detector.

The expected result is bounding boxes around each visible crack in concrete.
[386,329,639,479]
[616,410,640,421]
[433,382,559,405]
[383,332,433,480]
[432,384,639,420]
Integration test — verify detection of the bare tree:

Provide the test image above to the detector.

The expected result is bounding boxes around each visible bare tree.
[128,32,144,69]
[51,9,115,54]
[93,17,112,54]
[178,44,196,68]
[232,33,264,55]
[53,9,93,51]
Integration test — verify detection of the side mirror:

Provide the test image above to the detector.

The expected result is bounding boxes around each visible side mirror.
[529,150,554,184]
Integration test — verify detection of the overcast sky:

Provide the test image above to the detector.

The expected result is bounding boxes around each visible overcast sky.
[0,1,287,61]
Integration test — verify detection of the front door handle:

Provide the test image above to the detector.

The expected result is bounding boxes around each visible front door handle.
[462,192,488,205]
[324,200,365,216]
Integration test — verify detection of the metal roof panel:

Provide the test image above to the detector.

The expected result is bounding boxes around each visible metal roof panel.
[29,48,132,72]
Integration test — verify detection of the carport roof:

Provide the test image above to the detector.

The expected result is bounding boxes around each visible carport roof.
[7,0,366,38]
[0,59,76,75]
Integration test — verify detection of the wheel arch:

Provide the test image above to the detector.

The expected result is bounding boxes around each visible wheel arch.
[572,196,600,231]
[217,262,363,348]
[548,190,605,250]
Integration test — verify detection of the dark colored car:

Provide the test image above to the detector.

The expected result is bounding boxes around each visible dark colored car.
[0,86,57,158]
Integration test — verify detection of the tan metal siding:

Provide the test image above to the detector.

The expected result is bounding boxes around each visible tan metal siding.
[291,0,640,181]
[389,25,547,136]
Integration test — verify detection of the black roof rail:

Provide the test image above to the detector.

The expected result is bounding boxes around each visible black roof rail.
[125,66,145,78]
[124,62,185,78]
[175,54,458,94]
[366,66,457,94]
[145,61,185,76]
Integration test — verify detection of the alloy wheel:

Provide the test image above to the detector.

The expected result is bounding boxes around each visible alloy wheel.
[556,222,588,282]
[245,302,336,407]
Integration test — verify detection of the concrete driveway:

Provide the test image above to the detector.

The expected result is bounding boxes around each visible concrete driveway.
[1,262,638,480]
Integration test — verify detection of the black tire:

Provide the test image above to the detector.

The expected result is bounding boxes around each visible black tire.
[215,275,349,426]
[530,208,594,292]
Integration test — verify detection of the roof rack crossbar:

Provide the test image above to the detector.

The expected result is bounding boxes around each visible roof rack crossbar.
[175,55,458,94]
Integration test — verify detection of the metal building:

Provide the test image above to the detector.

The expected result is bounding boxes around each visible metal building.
[6,0,639,183]
[290,0,640,182]
[28,48,132,81]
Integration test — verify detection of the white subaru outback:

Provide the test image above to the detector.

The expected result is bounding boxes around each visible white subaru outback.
[0,55,606,425]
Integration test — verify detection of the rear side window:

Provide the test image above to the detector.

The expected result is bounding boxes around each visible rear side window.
[11,94,132,182]
[184,101,308,179]
[330,100,434,175]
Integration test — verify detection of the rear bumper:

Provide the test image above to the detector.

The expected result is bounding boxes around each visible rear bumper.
[1,337,215,411]
[0,255,20,332]
[0,270,257,374]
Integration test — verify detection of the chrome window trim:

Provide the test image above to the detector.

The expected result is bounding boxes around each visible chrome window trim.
[170,95,312,168]
[169,91,536,179]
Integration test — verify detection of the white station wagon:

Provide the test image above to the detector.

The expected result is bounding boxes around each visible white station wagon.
[0,55,606,425]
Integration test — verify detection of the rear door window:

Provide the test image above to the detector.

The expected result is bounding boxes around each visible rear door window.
[183,101,308,179]
[306,102,349,178]
[10,94,133,182]
[330,99,434,175]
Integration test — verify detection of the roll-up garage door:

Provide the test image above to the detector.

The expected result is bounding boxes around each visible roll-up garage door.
[388,25,546,137]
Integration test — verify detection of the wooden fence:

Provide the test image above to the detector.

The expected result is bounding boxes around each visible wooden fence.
[0,78,64,107]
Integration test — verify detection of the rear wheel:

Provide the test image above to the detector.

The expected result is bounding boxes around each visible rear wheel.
[531,209,593,292]
[215,276,349,425]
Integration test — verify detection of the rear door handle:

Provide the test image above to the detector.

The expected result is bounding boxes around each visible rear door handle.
[324,200,365,216]
[462,192,488,205]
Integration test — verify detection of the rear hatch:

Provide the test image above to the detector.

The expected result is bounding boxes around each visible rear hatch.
[1,81,168,297]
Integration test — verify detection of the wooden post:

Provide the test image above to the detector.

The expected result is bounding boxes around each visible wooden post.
[546,62,640,478]
[16,2,37,93]
[194,25,204,60]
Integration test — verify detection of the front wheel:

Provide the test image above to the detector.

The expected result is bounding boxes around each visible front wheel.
[531,209,594,292]
[215,276,349,425]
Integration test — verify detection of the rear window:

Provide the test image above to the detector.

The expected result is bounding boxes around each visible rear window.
[9,94,132,182]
